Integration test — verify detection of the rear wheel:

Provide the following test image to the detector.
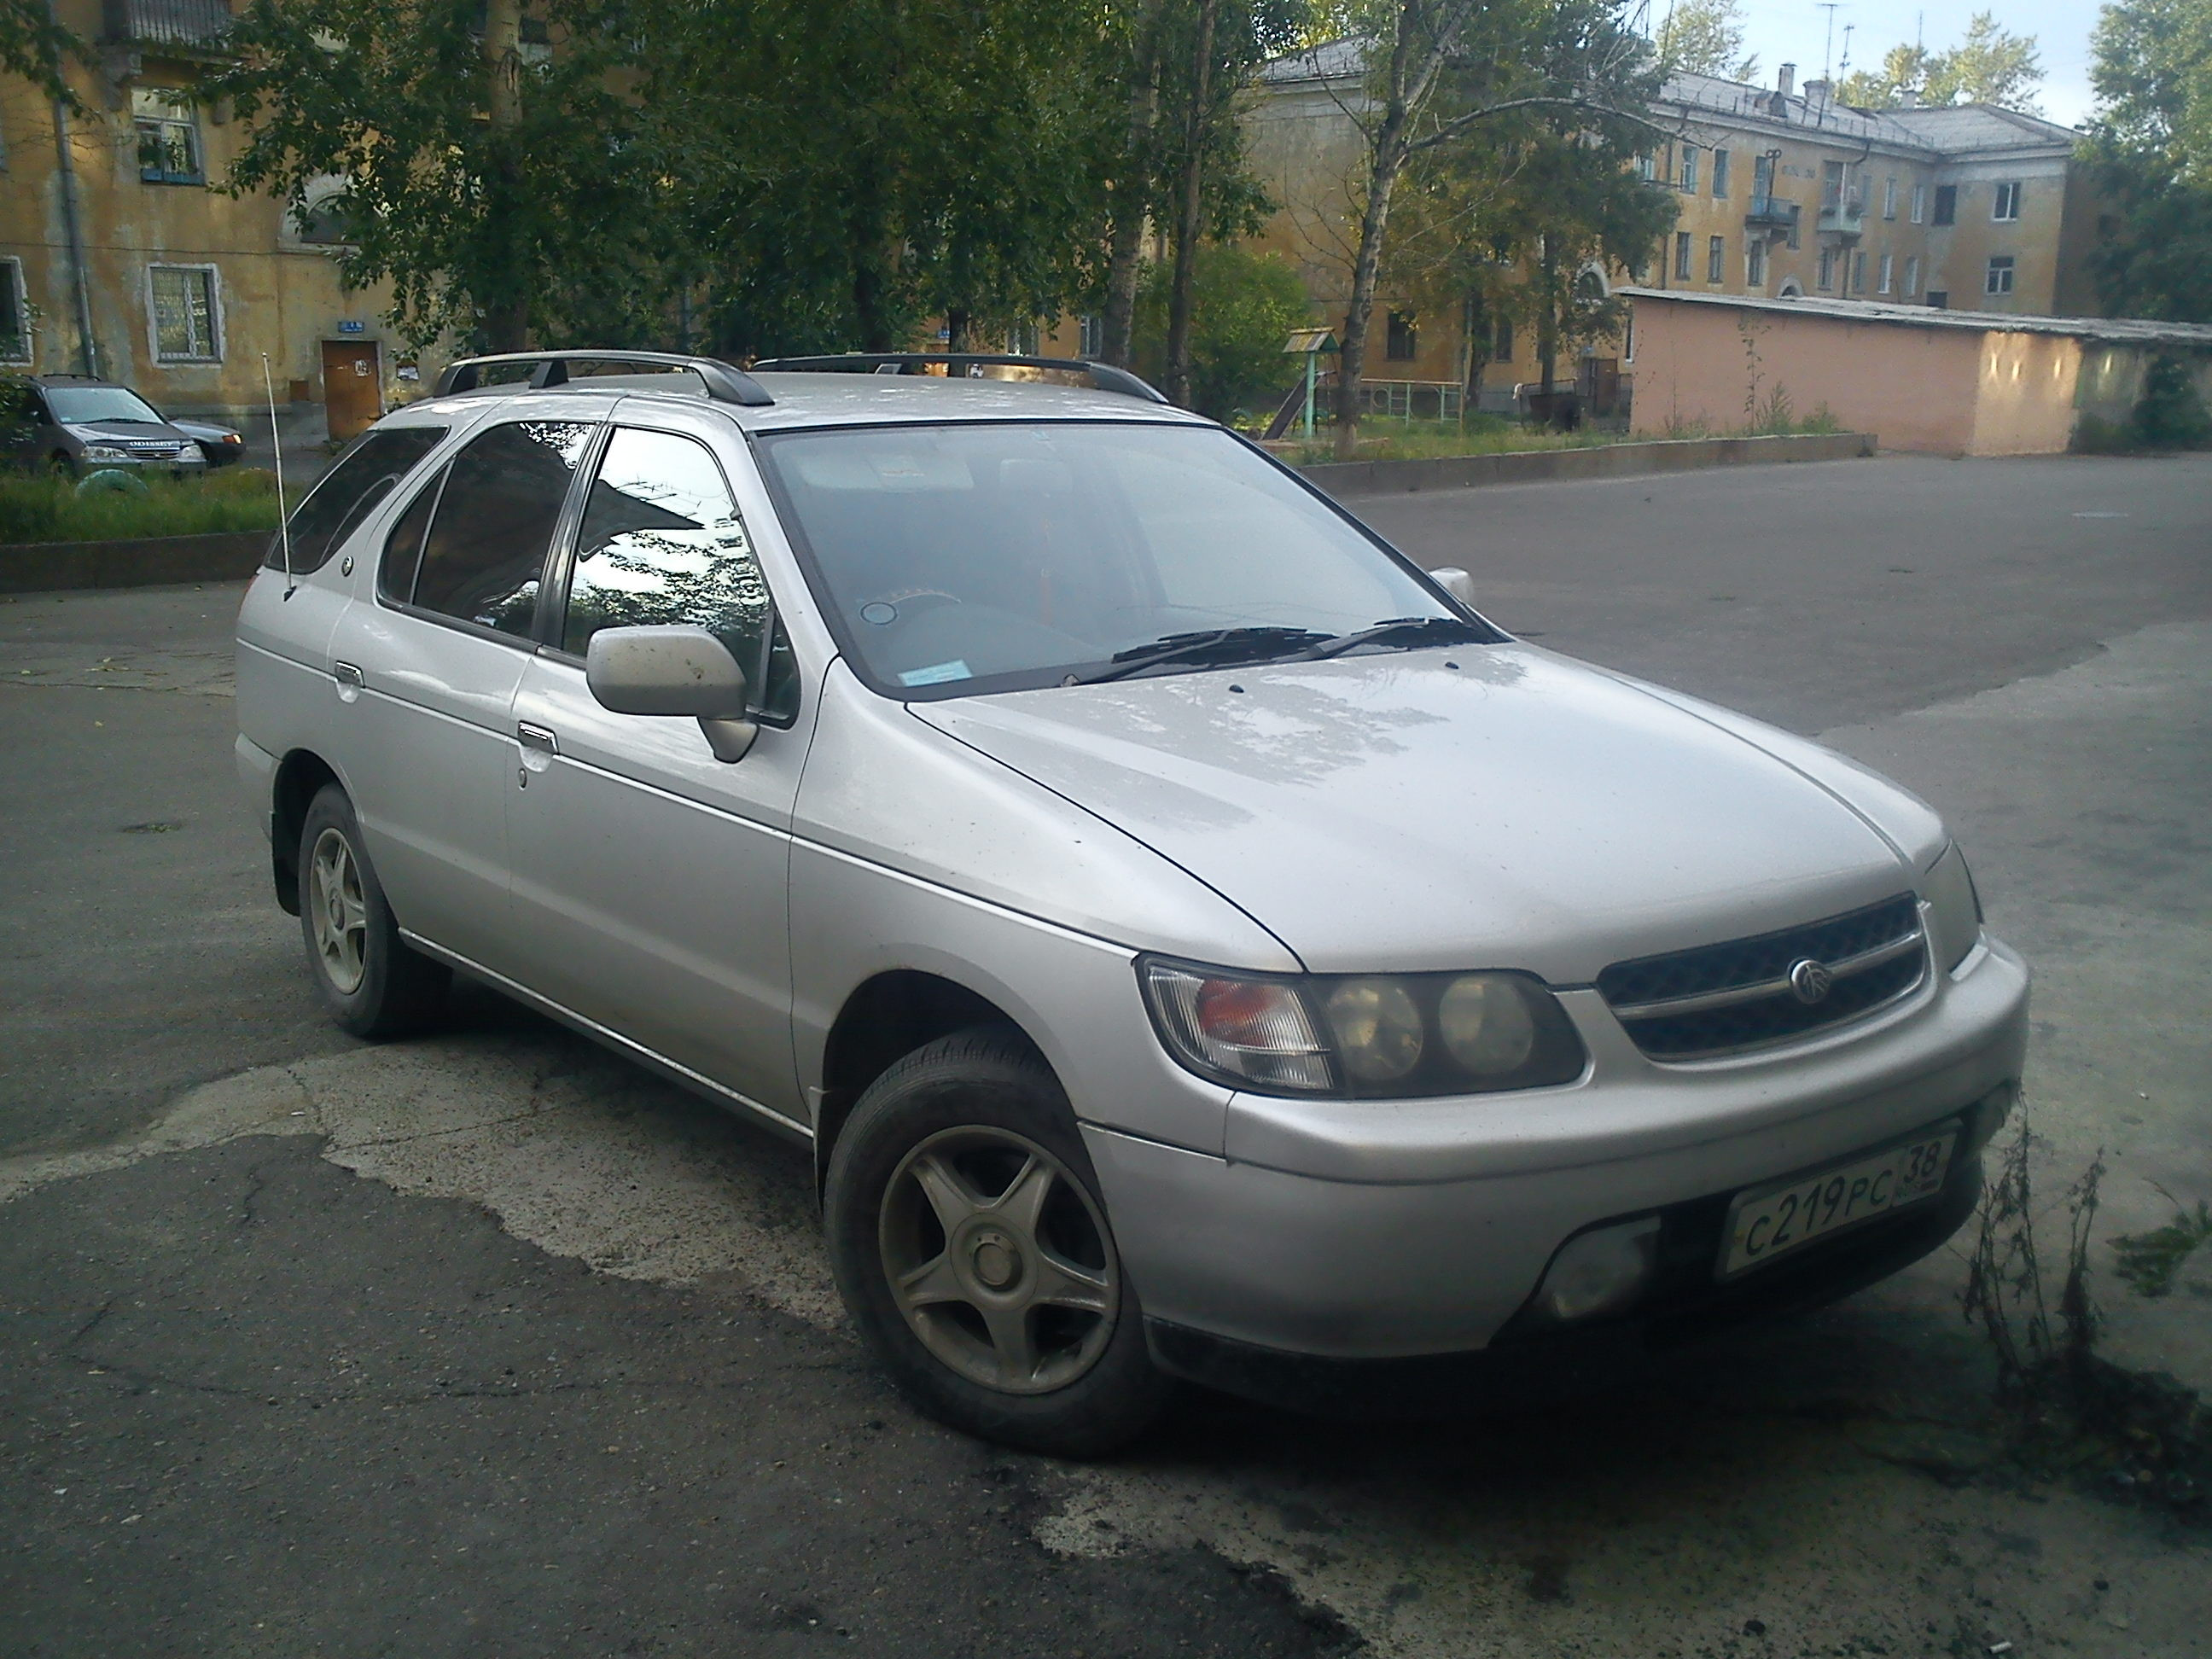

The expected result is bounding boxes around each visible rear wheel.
[824,1028,1168,1457]
[298,783,449,1039]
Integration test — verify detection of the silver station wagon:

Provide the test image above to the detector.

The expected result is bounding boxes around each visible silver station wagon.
[236,350,2029,1454]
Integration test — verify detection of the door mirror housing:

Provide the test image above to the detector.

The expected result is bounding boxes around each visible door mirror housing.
[584,625,757,762]
[1431,566,1477,608]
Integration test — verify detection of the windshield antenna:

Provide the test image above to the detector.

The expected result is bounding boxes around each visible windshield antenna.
[261,352,294,598]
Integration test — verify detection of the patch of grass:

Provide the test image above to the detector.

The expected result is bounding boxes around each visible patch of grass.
[2111,1194,2212,1298]
[0,467,281,545]
[1277,416,1631,467]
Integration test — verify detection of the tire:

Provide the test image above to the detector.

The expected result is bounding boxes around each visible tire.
[297,783,450,1039]
[824,1027,1169,1457]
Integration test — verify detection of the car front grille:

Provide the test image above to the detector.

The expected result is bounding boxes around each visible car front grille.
[1597,894,1926,1060]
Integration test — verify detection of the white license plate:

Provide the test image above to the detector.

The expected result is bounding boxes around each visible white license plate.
[1720,1121,1959,1278]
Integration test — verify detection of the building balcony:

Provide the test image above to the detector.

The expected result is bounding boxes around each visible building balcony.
[1818,196,1866,238]
[1744,195,1800,232]
[104,0,233,54]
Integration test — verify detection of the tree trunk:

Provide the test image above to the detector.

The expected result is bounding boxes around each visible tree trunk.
[1100,20,1163,367]
[946,309,970,352]
[1163,0,1219,410]
[1537,242,1557,399]
[1334,131,1408,458]
[480,0,528,352]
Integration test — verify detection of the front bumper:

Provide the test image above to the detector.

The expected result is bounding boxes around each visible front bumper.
[1080,934,2028,1394]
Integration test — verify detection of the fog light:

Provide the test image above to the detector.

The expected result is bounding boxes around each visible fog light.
[1533,1217,1661,1323]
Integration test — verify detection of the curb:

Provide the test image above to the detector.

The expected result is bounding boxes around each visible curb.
[1295,431,1876,497]
[0,530,271,596]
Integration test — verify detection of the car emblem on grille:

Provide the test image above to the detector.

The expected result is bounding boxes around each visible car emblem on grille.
[1787,958,1834,1004]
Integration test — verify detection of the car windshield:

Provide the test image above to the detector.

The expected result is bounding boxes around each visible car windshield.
[757,422,1480,697]
[47,386,166,426]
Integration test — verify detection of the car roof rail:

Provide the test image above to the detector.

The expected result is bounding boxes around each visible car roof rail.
[751,353,1170,406]
[432,351,776,407]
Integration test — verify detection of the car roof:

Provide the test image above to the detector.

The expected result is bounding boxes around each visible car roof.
[393,370,1214,434]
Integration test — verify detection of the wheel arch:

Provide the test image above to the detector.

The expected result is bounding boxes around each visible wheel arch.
[812,969,1050,1194]
[270,748,344,916]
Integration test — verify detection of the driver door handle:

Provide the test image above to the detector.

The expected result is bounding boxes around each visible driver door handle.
[517,722,560,757]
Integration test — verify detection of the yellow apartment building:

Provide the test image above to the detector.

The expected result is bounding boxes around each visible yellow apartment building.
[1,0,400,428]
[1244,45,2103,417]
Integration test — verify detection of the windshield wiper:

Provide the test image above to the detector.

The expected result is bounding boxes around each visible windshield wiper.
[1278,615,1489,663]
[1074,626,1333,684]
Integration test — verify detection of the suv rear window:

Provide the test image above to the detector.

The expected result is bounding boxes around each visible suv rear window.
[268,425,446,574]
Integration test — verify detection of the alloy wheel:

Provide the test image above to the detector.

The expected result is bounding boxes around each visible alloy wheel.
[307,826,369,995]
[877,1126,1120,1395]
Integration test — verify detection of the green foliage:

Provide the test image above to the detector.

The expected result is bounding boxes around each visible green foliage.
[0,469,280,545]
[2084,0,2212,322]
[2131,353,2212,445]
[1132,245,1311,420]
[204,0,663,352]
[2110,1196,2212,1297]
[1385,0,1674,391]
[1835,13,2043,112]
[0,0,87,108]
[1652,0,1757,82]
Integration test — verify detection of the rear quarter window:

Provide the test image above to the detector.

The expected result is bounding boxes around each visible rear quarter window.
[267,425,447,574]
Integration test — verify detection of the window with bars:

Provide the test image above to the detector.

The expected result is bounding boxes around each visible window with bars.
[133,87,202,184]
[148,265,220,361]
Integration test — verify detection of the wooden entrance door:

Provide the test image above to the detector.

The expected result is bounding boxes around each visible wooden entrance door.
[321,340,382,442]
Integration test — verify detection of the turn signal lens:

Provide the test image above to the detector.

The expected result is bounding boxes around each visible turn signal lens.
[1324,979,1424,1081]
[1438,974,1539,1074]
[1144,963,1332,1092]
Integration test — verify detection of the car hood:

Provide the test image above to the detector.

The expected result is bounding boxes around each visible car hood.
[68,418,197,445]
[913,644,1922,983]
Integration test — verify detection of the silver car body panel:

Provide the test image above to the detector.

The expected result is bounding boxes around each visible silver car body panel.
[914,645,1919,981]
[236,375,2032,1370]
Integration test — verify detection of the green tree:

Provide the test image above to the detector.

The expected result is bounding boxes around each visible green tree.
[1652,0,1757,82]
[2083,0,2212,322]
[1132,243,1310,419]
[1330,0,1666,455]
[1836,13,2042,112]
[204,0,665,352]
[1,0,85,108]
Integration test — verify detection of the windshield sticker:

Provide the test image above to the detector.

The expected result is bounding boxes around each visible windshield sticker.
[899,659,972,687]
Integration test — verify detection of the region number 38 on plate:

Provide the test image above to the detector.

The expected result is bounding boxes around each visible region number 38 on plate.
[1721,1121,1960,1278]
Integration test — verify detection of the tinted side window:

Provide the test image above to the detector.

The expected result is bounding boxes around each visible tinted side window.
[267,425,446,573]
[563,427,796,717]
[377,466,444,604]
[410,420,592,637]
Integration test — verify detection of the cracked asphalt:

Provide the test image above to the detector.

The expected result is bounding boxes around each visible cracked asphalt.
[3,451,2209,1656]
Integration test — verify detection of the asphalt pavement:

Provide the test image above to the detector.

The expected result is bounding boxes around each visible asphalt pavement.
[3,451,2207,1656]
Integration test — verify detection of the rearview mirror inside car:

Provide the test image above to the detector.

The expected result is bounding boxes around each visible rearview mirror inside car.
[585,625,757,762]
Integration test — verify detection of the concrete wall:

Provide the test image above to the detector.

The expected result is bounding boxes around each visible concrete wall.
[1969,330,2082,455]
[1628,297,1988,451]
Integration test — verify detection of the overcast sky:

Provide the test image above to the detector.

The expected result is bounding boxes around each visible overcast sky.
[1726,1,2100,128]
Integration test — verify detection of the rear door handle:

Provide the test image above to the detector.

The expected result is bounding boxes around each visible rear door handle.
[517,722,560,757]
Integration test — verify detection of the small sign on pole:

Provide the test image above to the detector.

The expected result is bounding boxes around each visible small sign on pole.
[1281,329,1339,439]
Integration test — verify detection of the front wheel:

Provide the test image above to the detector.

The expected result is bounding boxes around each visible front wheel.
[824,1028,1168,1457]
[297,783,449,1039]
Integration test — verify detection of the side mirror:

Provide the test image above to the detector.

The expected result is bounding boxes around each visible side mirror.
[1431,566,1477,608]
[585,625,758,763]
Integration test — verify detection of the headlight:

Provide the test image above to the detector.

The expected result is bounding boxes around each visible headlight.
[1922,841,1983,971]
[1140,958,1586,1098]
[82,444,129,460]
